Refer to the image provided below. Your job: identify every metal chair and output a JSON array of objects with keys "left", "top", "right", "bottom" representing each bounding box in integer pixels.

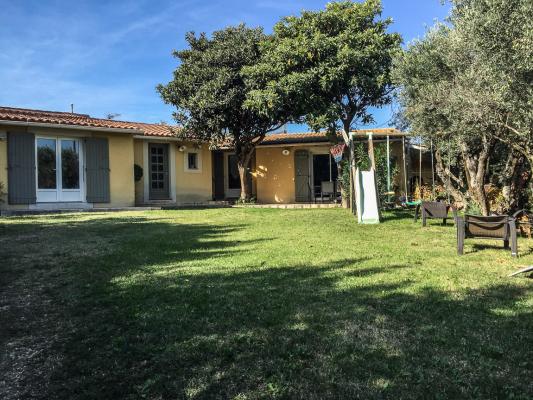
[
  {"left": 414, "top": 201, "right": 457, "bottom": 226},
  {"left": 456, "top": 214, "right": 518, "bottom": 257},
  {"left": 512, "top": 209, "right": 532, "bottom": 239}
]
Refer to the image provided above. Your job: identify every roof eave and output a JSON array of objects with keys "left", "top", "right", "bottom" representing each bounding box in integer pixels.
[{"left": 0, "top": 119, "right": 143, "bottom": 134}]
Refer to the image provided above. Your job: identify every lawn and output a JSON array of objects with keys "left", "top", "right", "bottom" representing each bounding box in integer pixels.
[{"left": 1, "top": 208, "right": 532, "bottom": 399}]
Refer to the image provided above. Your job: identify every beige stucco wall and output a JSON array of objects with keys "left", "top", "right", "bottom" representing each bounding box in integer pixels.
[
  {"left": 255, "top": 145, "right": 332, "bottom": 204},
  {"left": 133, "top": 139, "right": 213, "bottom": 204},
  {"left": 255, "top": 146, "right": 295, "bottom": 203},
  {"left": 255, "top": 141, "right": 410, "bottom": 204},
  {"left": 175, "top": 142, "right": 212, "bottom": 203},
  {"left": 92, "top": 132, "right": 135, "bottom": 208}
]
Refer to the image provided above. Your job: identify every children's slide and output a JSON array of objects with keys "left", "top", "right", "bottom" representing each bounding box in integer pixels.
[{"left": 355, "top": 168, "right": 381, "bottom": 224}]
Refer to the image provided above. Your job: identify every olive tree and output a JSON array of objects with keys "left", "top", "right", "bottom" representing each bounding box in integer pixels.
[{"left": 394, "top": 0, "right": 533, "bottom": 214}]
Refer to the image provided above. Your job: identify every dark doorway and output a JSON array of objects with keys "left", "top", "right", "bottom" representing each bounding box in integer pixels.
[
  {"left": 149, "top": 143, "right": 170, "bottom": 200},
  {"left": 212, "top": 151, "right": 225, "bottom": 200},
  {"left": 312, "top": 154, "right": 338, "bottom": 187}
]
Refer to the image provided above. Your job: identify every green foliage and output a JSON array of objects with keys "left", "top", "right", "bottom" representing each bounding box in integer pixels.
[
  {"left": 394, "top": 0, "right": 533, "bottom": 213},
  {"left": 157, "top": 24, "right": 278, "bottom": 142},
  {"left": 158, "top": 24, "right": 297, "bottom": 199},
  {"left": 353, "top": 142, "right": 398, "bottom": 203},
  {"left": 134, "top": 164, "right": 143, "bottom": 182},
  {"left": 339, "top": 143, "right": 398, "bottom": 203},
  {"left": 339, "top": 159, "right": 351, "bottom": 198},
  {"left": 234, "top": 196, "right": 256, "bottom": 205},
  {"left": 244, "top": 0, "right": 402, "bottom": 134}
]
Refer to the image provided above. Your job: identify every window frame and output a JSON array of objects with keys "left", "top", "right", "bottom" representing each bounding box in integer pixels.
[{"left": 184, "top": 150, "right": 202, "bottom": 173}]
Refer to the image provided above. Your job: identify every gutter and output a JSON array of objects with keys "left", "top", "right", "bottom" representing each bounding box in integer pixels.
[
  {"left": 0, "top": 119, "right": 143, "bottom": 134},
  {"left": 258, "top": 138, "right": 404, "bottom": 148},
  {"left": 132, "top": 135, "right": 205, "bottom": 143}
]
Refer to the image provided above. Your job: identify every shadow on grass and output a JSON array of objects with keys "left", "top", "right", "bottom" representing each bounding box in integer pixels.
[
  {"left": 0, "top": 215, "right": 263, "bottom": 400},
  {"left": 1, "top": 215, "right": 532, "bottom": 400},
  {"left": 53, "top": 262, "right": 532, "bottom": 399}
]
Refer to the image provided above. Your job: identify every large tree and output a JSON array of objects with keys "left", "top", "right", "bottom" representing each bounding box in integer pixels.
[
  {"left": 394, "top": 25, "right": 495, "bottom": 214},
  {"left": 158, "top": 25, "right": 292, "bottom": 200},
  {"left": 244, "top": 0, "right": 401, "bottom": 209},
  {"left": 450, "top": 0, "right": 533, "bottom": 172},
  {"left": 394, "top": 0, "right": 533, "bottom": 214},
  {"left": 245, "top": 0, "right": 401, "bottom": 141}
]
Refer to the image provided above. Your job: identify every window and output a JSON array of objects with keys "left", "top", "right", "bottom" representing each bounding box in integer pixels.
[
  {"left": 188, "top": 153, "right": 198, "bottom": 170},
  {"left": 184, "top": 151, "right": 201, "bottom": 172}
]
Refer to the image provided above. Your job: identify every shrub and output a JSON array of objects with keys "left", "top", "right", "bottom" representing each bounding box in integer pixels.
[{"left": 134, "top": 164, "right": 143, "bottom": 182}]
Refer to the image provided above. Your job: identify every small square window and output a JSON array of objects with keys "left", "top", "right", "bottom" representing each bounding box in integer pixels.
[{"left": 188, "top": 153, "right": 198, "bottom": 170}]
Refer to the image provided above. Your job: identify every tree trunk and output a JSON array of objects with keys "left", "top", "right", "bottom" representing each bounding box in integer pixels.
[
  {"left": 499, "top": 150, "right": 521, "bottom": 212},
  {"left": 235, "top": 143, "right": 254, "bottom": 202},
  {"left": 459, "top": 136, "right": 493, "bottom": 215},
  {"left": 341, "top": 121, "right": 356, "bottom": 215},
  {"left": 434, "top": 148, "right": 467, "bottom": 205}
]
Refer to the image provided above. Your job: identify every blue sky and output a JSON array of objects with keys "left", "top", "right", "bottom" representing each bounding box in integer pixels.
[{"left": 0, "top": 0, "right": 450, "bottom": 132}]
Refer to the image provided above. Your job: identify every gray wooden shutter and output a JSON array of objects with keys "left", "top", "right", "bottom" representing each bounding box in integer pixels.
[
  {"left": 85, "top": 137, "right": 110, "bottom": 203},
  {"left": 212, "top": 151, "right": 225, "bottom": 200},
  {"left": 295, "top": 150, "right": 310, "bottom": 202},
  {"left": 7, "top": 132, "right": 36, "bottom": 204}
]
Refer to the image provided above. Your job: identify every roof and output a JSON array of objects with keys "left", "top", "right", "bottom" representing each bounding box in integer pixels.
[
  {"left": 0, "top": 106, "right": 406, "bottom": 142},
  {"left": 260, "top": 128, "right": 406, "bottom": 146},
  {"left": 0, "top": 106, "right": 177, "bottom": 137}
]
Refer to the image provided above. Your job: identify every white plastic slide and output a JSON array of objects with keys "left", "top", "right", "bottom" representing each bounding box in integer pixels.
[{"left": 355, "top": 168, "right": 381, "bottom": 224}]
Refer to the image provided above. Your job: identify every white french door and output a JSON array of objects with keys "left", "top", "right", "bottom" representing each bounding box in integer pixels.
[{"left": 36, "top": 137, "right": 84, "bottom": 202}]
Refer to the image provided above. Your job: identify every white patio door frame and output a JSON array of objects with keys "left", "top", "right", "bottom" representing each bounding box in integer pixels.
[{"left": 35, "top": 136, "right": 85, "bottom": 203}]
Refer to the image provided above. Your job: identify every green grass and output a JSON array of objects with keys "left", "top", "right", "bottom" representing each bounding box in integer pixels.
[{"left": 1, "top": 208, "right": 532, "bottom": 399}]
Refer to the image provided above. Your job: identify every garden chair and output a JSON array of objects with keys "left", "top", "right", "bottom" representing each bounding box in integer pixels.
[
  {"left": 320, "top": 181, "right": 335, "bottom": 203},
  {"left": 512, "top": 209, "right": 532, "bottom": 239},
  {"left": 414, "top": 201, "right": 457, "bottom": 226},
  {"left": 456, "top": 214, "right": 518, "bottom": 257}
]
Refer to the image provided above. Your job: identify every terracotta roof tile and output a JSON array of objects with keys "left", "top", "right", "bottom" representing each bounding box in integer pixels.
[
  {"left": 0, "top": 106, "right": 182, "bottom": 137},
  {"left": 0, "top": 106, "right": 406, "bottom": 142},
  {"left": 261, "top": 128, "right": 406, "bottom": 145}
]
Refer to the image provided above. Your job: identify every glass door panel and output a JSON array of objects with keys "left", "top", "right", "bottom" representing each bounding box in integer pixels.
[
  {"left": 225, "top": 154, "right": 241, "bottom": 198},
  {"left": 61, "top": 140, "right": 80, "bottom": 189},
  {"left": 36, "top": 137, "right": 83, "bottom": 203},
  {"left": 37, "top": 138, "right": 57, "bottom": 189}
]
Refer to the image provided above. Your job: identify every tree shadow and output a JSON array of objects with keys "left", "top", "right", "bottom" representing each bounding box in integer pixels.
[
  {"left": 381, "top": 210, "right": 414, "bottom": 222},
  {"left": 49, "top": 258, "right": 532, "bottom": 399},
  {"left": 0, "top": 215, "right": 265, "bottom": 400}
]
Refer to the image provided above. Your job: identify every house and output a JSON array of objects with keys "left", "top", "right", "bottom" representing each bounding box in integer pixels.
[
  {"left": 0, "top": 106, "right": 420, "bottom": 212},
  {"left": 248, "top": 129, "right": 409, "bottom": 204}
]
